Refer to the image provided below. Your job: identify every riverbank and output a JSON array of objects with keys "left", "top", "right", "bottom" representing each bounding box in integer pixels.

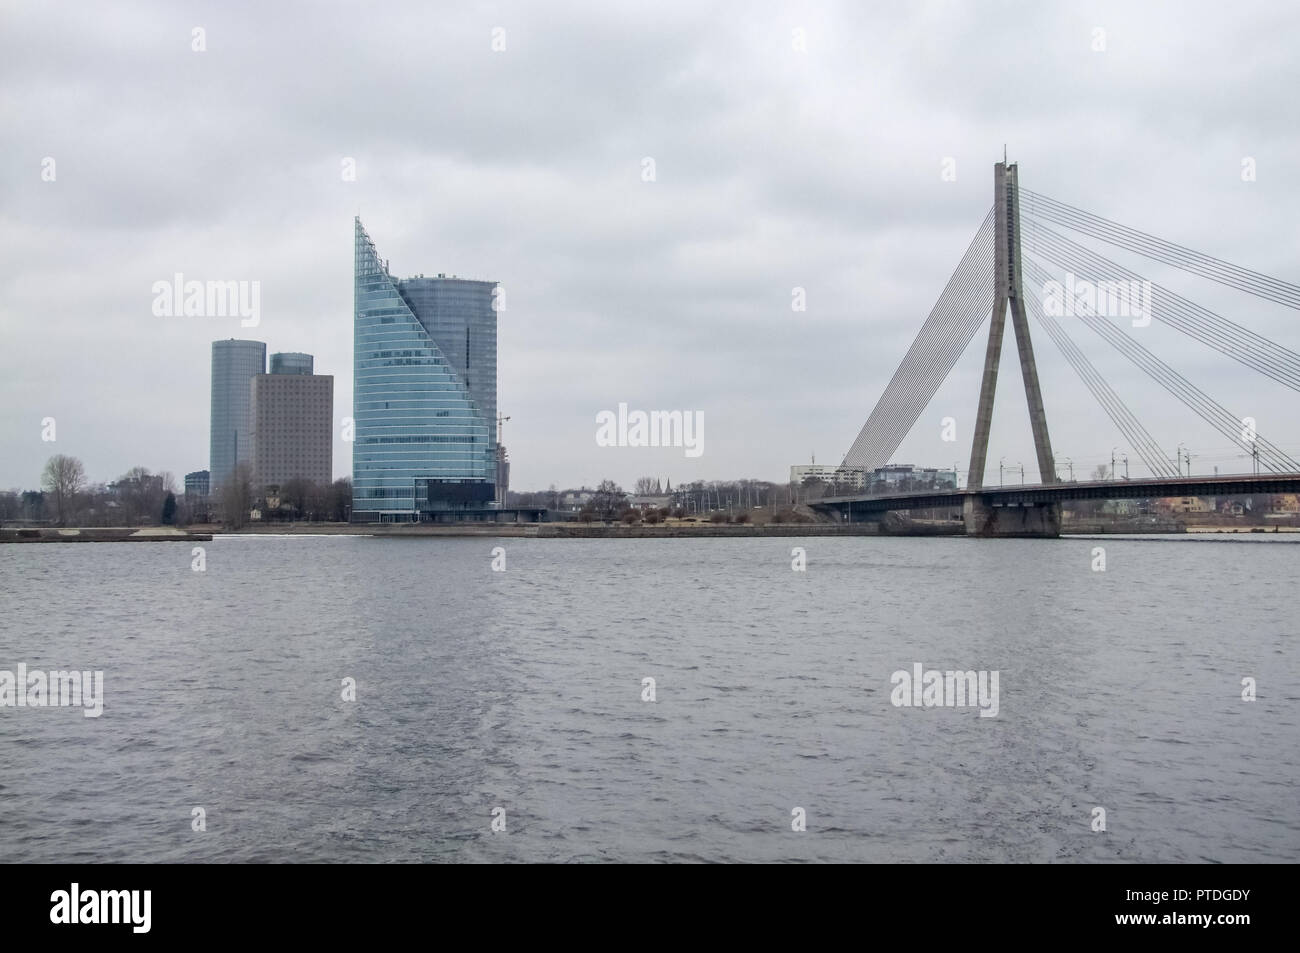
[
  {"left": 1062, "top": 520, "right": 1300, "bottom": 534},
  {"left": 10, "top": 520, "right": 1291, "bottom": 543},
  {"left": 200, "top": 521, "right": 885, "bottom": 538},
  {"left": 1, "top": 527, "right": 212, "bottom": 543}
]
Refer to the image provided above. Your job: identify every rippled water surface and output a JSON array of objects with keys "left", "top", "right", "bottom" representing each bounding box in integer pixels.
[{"left": 1, "top": 534, "right": 1296, "bottom": 862}]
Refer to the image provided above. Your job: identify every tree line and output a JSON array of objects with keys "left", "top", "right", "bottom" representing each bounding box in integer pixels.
[
  {"left": 1, "top": 455, "right": 351, "bottom": 530},
  {"left": 215, "top": 461, "right": 352, "bottom": 529},
  {"left": 0, "top": 455, "right": 180, "bottom": 527}
]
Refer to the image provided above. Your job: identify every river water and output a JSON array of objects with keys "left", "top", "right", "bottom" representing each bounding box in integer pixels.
[{"left": 1, "top": 535, "right": 1296, "bottom": 863}]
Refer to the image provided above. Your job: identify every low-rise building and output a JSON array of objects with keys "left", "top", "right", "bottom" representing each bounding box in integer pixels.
[
  {"left": 790, "top": 464, "right": 867, "bottom": 489},
  {"left": 558, "top": 489, "right": 595, "bottom": 513},
  {"left": 1155, "top": 496, "right": 1214, "bottom": 514},
  {"left": 1268, "top": 493, "right": 1300, "bottom": 513},
  {"left": 869, "top": 464, "right": 958, "bottom": 492},
  {"left": 628, "top": 494, "right": 673, "bottom": 511}
]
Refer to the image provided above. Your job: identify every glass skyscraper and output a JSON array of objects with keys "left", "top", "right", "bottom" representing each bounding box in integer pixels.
[
  {"left": 352, "top": 218, "right": 498, "bottom": 522},
  {"left": 210, "top": 339, "right": 267, "bottom": 490}
]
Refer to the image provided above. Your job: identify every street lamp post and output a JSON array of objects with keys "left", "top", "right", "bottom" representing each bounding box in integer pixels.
[
  {"left": 1176, "top": 443, "right": 1185, "bottom": 477},
  {"left": 1122, "top": 454, "right": 1129, "bottom": 480},
  {"left": 999, "top": 456, "right": 1006, "bottom": 487},
  {"left": 1111, "top": 447, "right": 1118, "bottom": 481}
]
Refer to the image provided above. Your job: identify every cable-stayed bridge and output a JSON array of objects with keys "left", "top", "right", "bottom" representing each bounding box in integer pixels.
[{"left": 812, "top": 160, "right": 1300, "bottom": 536}]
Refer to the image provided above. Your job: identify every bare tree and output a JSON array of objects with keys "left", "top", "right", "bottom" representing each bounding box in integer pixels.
[
  {"left": 114, "top": 466, "right": 168, "bottom": 524},
  {"left": 118, "top": 465, "right": 150, "bottom": 485},
  {"left": 328, "top": 478, "right": 352, "bottom": 522},
  {"left": 590, "top": 479, "right": 627, "bottom": 521},
  {"left": 634, "top": 476, "right": 658, "bottom": 496},
  {"left": 304, "top": 481, "right": 329, "bottom": 521},
  {"left": 41, "top": 454, "right": 85, "bottom": 526},
  {"left": 280, "top": 477, "right": 312, "bottom": 519},
  {"left": 800, "top": 475, "right": 829, "bottom": 502}
]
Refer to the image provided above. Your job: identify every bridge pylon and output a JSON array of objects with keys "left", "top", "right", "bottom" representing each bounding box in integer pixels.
[
  {"left": 968, "top": 162, "right": 1057, "bottom": 488},
  {"left": 964, "top": 161, "right": 1060, "bottom": 536},
  {"left": 819, "top": 157, "right": 1300, "bottom": 538}
]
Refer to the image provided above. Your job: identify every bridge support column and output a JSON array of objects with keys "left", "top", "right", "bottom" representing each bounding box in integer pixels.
[
  {"left": 963, "top": 495, "right": 1061, "bottom": 538},
  {"left": 967, "top": 161, "right": 1059, "bottom": 495}
]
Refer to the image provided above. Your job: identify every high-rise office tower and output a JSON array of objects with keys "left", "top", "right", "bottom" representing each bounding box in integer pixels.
[
  {"left": 352, "top": 218, "right": 498, "bottom": 522},
  {"left": 210, "top": 339, "right": 267, "bottom": 490},
  {"left": 251, "top": 356, "right": 334, "bottom": 490}
]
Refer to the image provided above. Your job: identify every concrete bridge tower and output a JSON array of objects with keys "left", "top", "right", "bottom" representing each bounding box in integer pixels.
[{"left": 963, "top": 162, "right": 1062, "bottom": 536}]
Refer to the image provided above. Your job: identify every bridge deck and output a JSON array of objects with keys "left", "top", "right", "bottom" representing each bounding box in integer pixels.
[{"left": 813, "top": 472, "right": 1300, "bottom": 515}]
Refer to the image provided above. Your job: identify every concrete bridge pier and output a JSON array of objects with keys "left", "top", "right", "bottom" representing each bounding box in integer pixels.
[{"left": 963, "top": 496, "right": 1061, "bottom": 538}]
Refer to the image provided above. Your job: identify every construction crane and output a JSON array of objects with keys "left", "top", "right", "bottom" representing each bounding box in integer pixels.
[{"left": 497, "top": 413, "right": 511, "bottom": 444}]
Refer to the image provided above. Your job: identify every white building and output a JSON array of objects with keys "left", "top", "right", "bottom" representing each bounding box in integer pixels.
[{"left": 790, "top": 464, "right": 866, "bottom": 489}]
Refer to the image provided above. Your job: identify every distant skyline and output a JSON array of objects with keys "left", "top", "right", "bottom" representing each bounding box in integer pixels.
[{"left": 4, "top": 1, "right": 1300, "bottom": 492}]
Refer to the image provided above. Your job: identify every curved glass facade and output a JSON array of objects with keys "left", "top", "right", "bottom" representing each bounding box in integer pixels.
[{"left": 352, "top": 218, "right": 497, "bottom": 522}]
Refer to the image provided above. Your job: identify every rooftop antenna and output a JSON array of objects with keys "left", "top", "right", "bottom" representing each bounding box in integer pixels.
[{"left": 1003, "top": 144, "right": 1007, "bottom": 164}]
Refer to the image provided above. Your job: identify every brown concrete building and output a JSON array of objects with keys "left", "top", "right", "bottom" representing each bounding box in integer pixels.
[{"left": 250, "top": 368, "right": 333, "bottom": 490}]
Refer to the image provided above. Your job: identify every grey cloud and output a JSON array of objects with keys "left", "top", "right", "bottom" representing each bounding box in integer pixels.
[{"left": 3, "top": 0, "right": 1299, "bottom": 492}]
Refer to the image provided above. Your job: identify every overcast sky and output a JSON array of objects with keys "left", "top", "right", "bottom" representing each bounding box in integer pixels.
[{"left": 3, "top": 0, "right": 1299, "bottom": 493}]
